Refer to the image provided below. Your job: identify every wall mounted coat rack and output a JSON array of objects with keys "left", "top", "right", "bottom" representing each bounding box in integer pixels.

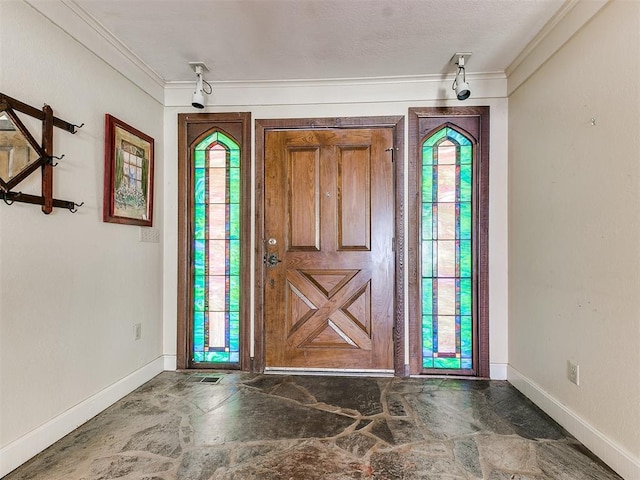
[{"left": 0, "top": 92, "right": 84, "bottom": 214}]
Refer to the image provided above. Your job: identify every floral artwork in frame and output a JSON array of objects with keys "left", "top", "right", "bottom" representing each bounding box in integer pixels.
[{"left": 103, "top": 114, "right": 154, "bottom": 226}]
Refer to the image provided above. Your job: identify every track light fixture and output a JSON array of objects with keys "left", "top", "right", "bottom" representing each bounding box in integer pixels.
[
  {"left": 451, "top": 53, "right": 471, "bottom": 101},
  {"left": 189, "top": 62, "right": 212, "bottom": 109}
]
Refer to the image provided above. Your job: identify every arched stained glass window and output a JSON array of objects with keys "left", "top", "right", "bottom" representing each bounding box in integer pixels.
[
  {"left": 192, "top": 130, "right": 241, "bottom": 365},
  {"left": 421, "top": 127, "right": 473, "bottom": 370}
]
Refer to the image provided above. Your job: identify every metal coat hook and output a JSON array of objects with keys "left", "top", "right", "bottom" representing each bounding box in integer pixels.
[
  {"left": 70, "top": 123, "right": 85, "bottom": 134},
  {"left": 48, "top": 154, "right": 64, "bottom": 167},
  {"left": 2, "top": 191, "right": 21, "bottom": 205},
  {"left": 68, "top": 201, "right": 84, "bottom": 213}
]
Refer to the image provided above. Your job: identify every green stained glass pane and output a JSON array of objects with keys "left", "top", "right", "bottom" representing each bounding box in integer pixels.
[
  {"left": 229, "top": 275, "right": 240, "bottom": 311},
  {"left": 460, "top": 202, "right": 471, "bottom": 240},
  {"left": 216, "top": 131, "right": 234, "bottom": 148},
  {"left": 193, "top": 352, "right": 205, "bottom": 362},
  {"left": 199, "top": 132, "right": 218, "bottom": 148},
  {"left": 194, "top": 240, "right": 205, "bottom": 276},
  {"left": 460, "top": 145, "right": 472, "bottom": 164},
  {"left": 422, "top": 278, "right": 433, "bottom": 314},
  {"left": 195, "top": 168, "right": 206, "bottom": 204},
  {"left": 229, "top": 240, "right": 240, "bottom": 276},
  {"left": 422, "top": 315, "right": 433, "bottom": 357},
  {"left": 193, "top": 312, "right": 205, "bottom": 351},
  {"left": 194, "top": 149, "right": 206, "bottom": 168},
  {"left": 434, "top": 357, "right": 461, "bottom": 369},
  {"left": 422, "top": 166, "right": 433, "bottom": 202},
  {"left": 206, "top": 351, "right": 230, "bottom": 363},
  {"left": 229, "top": 149, "right": 240, "bottom": 168},
  {"left": 194, "top": 204, "right": 206, "bottom": 240},
  {"left": 422, "top": 241, "right": 433, "bottom": 277},
  {"left": 229, "top": 168, "right": 240, "bottom": 203},
  {"left": 422, "top": 145, "right": 434, "bottom": 165},
  {"left": 447, "top": 128, "right": 471, "bottom": 147},
  {"left": 460, "top": 240, "right": 472, "bottom": 278},
  {"left": 423, "top": 358, "right": 434, "bottom": 368},
  {"left": 194, "top": 275, "right": 205, "bottom": 312},
  {"left": 425, "top": 128, "right": 446, "bottom": 147},
  {"left": 460, "top": 278, "right": 472, "bottom": 316},
  {"left": 229, "top": 203, "right": 240, "bottom": 240},
  {"left": 461, "top": 315, "right": 472, "bottom": 357},
  {"left": 422, "top": 204, "right": 433, "bottom": 240},
  {"left": 229, "top": 312, "right": 240, "bottom": 351},
  {"left": 460, "top": 164, "right": 472, "bottom": 202}
]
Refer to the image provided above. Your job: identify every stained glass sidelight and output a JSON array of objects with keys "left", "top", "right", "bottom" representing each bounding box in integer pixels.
[
  {"left": 421, "top": 127, "right": 473, "bottom": 370},
  {"left": 192, "top": 131, "right": 240, "bottom": 365}
]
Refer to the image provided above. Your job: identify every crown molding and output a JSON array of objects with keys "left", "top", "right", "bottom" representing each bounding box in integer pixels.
[
  {"left": 165, "top": 72, "right": 507, "bottom": 107},
  {"left": 506, "top": 0, "right": 608, "bottom": 95},
  {"left": 25, "top": 0, "right": 166, "bottom": 104}
]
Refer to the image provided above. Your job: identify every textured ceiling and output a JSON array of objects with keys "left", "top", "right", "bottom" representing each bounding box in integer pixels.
[{"left": 73, "top": 0, "right": 566, "bottom": 83}]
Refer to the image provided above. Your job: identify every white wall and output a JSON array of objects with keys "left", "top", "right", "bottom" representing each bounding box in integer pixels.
[
  {"left": 162, "top": 79, "right": 510, "bottom": 379},
  {"left": 0, "top": 1, "right": 164, "bottom": 475},
  {"left": 508, "top": 1, "right": 640, "bottom": 478}
]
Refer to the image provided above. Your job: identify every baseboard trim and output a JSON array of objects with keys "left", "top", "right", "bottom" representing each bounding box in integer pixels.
[
  {"left": 490, "top": 362, "right": 508, "bottom": 380},
  {"left": 0, "top": 356, "right": 164, "bottom": 478},
  {"left": 163, "top": 354, "right": 177, "bottom": 371},
  {"left": 508, "top": 365, "right": 640, "bottom": 480}
]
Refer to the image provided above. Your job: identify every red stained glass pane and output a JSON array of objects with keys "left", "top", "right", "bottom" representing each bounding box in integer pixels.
[{"left": 208, "top": 168, "right": 226, "bottom": 204}]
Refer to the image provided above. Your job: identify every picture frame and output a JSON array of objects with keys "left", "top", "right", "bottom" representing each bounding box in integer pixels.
[{"left": 103, "top": 114, "right": 154, "bottom": 226}]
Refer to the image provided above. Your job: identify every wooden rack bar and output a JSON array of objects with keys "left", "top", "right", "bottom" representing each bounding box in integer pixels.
[{"left": 0, "top": 93, "right": 79, "bottom": 134}]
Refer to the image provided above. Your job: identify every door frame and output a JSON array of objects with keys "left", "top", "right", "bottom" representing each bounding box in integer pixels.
[{"left": 255, "top": 117, "right": 405, "bottom": 375}]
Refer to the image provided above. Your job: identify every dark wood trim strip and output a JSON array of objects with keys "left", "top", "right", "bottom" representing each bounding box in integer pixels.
[
  {"left": 177, "top": 114, "right": 189, "bottom": 370},
  {"left": 42, "top": 105, "right": 54, "bottom": 214}
]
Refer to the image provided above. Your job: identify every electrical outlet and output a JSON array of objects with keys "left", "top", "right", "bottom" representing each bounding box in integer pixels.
[
  {"left": 134, "top": 323, "right": 142, "bottom": 341},
  {"left": 567, "top": 360, "right": 579, "bottom": 385}
]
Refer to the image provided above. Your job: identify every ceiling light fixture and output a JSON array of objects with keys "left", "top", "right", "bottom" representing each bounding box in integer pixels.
[
  {"left": 189, "top": 62, "right": 212, "bottom": 109},
  {"left": 451, "top": 53, "right": 471, "bottom": 101}
]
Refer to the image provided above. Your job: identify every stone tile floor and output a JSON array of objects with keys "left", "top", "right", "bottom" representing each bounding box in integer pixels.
[{"left": 4, "top": 372, "right": 622, "bottom": 480}]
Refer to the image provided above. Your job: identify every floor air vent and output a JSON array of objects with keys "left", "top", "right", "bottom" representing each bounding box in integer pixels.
[{"left": 187, "top": 375, "right": 222, "bottom": 384}]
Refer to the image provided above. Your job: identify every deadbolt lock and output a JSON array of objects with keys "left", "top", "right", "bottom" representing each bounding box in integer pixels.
[{"left": 264, "top": 253, "right": 282, "bottom": 268}]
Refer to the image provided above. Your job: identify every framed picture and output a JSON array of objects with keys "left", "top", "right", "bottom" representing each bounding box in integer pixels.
[{"left": 103, "top": 114, "right": 154, "bottom": 226}]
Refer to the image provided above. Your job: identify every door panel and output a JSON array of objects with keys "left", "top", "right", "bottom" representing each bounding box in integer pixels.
[
  {"left": 338, "top": 146, "right": 370, "bottom": 250},
  {"left": 288, "top": 147, "right": 320, "bottom": 250},
  {"left": 264, "top": 128, "right": 394, "bottom": 370}
]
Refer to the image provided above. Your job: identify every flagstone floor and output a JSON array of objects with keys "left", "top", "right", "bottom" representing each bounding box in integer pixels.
[{"left": 4, "top": 372, "right": 621, "bottom": 479}]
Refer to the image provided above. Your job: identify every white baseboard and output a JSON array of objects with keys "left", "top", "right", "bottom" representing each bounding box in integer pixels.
[
  {"left": 163, "top": 354, "right": 177, "bottom": 371},
  {"left": 508, "top": 365, "right": 640, "bottom": 480},
  {"left": 0, "top": 356, "right": 164, "bottom": 478},
  {"left": 490, "top": 362, "right": 508, "bottom": 380}
]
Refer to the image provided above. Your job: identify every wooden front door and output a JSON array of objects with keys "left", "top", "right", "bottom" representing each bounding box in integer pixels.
[{"left": 264, "top": 128, "right": 395, "bottom": 370}]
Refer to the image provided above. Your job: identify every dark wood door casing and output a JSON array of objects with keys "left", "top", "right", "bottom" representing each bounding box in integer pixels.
[
  {"left": 255, "top": 117, "right": 405, "bottom": 375},
  {"left": 407, "top": 107, "right": 490, "bottom": 377},
  {"left": 264, "top": 128, "right": 393, "bottom": 369},
  {"left": 177, "top": 112, "right": 251, "bottom": 371}
]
